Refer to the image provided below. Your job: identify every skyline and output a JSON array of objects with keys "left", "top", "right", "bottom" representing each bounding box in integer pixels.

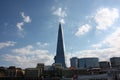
[{"left": 0, "top": 0, "right": 120, "bottom": 68}]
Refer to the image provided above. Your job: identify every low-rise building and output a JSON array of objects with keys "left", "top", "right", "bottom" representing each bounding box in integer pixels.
[
  {"left": 16, "top": 68, "right": 24, "bottom": 77},
  {"left": 25, "top": 68, "right": 40, "bottom": 78},
  {"left": 0, "top": 67, "right": 7, "bottom": 77},
  {"left": 52, "top": 63, "right": 63, "bottom": 69},
  {"left": 7, "top": 66, "right": 16, "bottom": 77},
  {"left": 36, "top": 63, "right": 44, "bottom": 76},
  {"left": 99, "top": 61, "right": 111, "bottom": 69}
]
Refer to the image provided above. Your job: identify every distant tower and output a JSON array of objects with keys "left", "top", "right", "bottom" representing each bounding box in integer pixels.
[{"left": 54, "top": 23, "right": 66, "bottom": 68}]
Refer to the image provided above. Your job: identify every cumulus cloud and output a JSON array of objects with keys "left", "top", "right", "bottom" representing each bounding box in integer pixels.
[
  {"left": 53, "top": 7, "right": 67, "bottom": 18},
  {"left": 3, "top": 41, "right": 120, "bottom": 68},
  {"left": 91, "top": 27, "right": 120, "bottom": 49},
  {"left": 16, "top": 12, "right": 31, "bottom": 37},
  {"left": 3, "top": 45, "right": 54, "bottom": 68},
  {"left": 53, "top": 7, "right": 67, "bottom": 24},
  {"left": 59, "top": 18, "right": 65, "bottom": 24},
  {"left": 94, "top": 8, "right": 119, "bottom": 30},
  {"left": 12, "top": 45, "right": 34, "bottom": 55},
  {"left": 0, "top": 41, "right": 16, "bottom": 49},
  {"left": 21, "top": 12, "right": 31, "bottom": 23},
  {"left": 102, "top": 28, "right": 120, "bottom": 48},
  {"left": 75, "top": 24, "right": 91, "bottom": 37},
  {"left": 75, "top": 48, "right": 119, "bottom": 61},
  {"left": 16, "top": 22, "right": 24, "bottom": 31}
]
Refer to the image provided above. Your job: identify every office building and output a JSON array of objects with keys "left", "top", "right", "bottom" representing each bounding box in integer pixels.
[
  {"left": 0, "top": 67, "right": 7, "bottom": 77},
  {"left": 7, "top": 66, "right": 16, "bottom": 77},
  {"left": 25, "top": 68, "right": 40, "bottom": 78},
  {"left": 110, "top": 57, "right": 120, "bottom": 68},
  {"left": 54, "top": 23, "right": 66, "bottom": 68},
  {"left": 52, "top": 63, "right": 63, "bottom": 69},
  {"left": 70, "top": 57, "right": 78, "bottom": 69},
  {"left": 36, "top": 63, "right": 44, "bottom": 75},
  {"left": 78, "top": 57, "right": 99, "bottom": 69},
  {"left": 99, "top": 61, "right": 111, "bottom": 69}
]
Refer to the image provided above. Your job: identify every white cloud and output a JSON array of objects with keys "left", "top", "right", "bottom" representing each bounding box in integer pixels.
[
  {"left": 75, "top": 24, "right": 91, "bottom": 37},
  {"left": 53, "top": 7, "right": 67, "bottom": 18},
  {"left": 91, "top": 43, "right": 103, "bottom": 50},
  {"left": 53, "top": 7, "right": 67, "bottom": 24},
  {"left": 12, "top": 45, "right": 34, "bottom": 55},
  {"left": 21, "top": 12, "right": 31, "bottom": 23},
  {"left": 16, "top": 22, "right": 24, "bottom": 31},
  {"left": 103, "top": 28, "right": 120, "bottom": 48},
  {"left": 3, "top": 45, "right": 54, "bottom": 68},
  {"left": 36, "top": 42, "right": 49, "bottom": 48},
  {"left": 91, "top": 27, "right": 120, "bottom": 49},
  {"left": 3, "top": 42, "right": 120, "bottom": 68},
  {"left": 75, "top": 48, "right": 119, "bottom": 61},
  {"left": 94, "top": 8, "right": 119, "bottom": 30},
  {"left": 0, "top": 41, "right": 16, "bottom": 49},
  {"left": 5, "top": 44, "right": 120, "bottom": 68},
  {"left": 59, "top": 18, "right": 65, "bottom": 24},
  {"left": 16, "top": 12, "right": 31, "bottom": 37}
]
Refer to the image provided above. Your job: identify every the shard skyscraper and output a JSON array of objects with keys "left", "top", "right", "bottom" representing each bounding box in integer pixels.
[{"left": 54, "top": 23, "right": 66, "bottom": 68}]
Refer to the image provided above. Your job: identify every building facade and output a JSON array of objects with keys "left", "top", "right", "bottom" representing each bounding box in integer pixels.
[
  {"left": 54, "top": 23, "right": 66, "bottom": 68},
  {"left": 36, "top": 63, "right": 44, "bottom": 76},
  {"left": 99, "top": 61, "right": 111, "bottom": 69},
  {"left": 25, "top": 68, "right": 40, "bottom": 78},
  {"left": 78, "top": 58, "right": 99, "bottom": 69},
  {"left": 70, "top": 57, "right": 78, "bottom": 69},
  {"left": 110, "top": 57, "right": 120, "bottom": 69}
]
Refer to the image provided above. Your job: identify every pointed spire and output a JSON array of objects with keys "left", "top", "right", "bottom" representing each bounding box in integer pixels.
[
  {"left": 59, "top": 22, "right": 61, "bottom": 27},
  {"left": 54, "top": 23, "right": 66, "bottom": 68}
]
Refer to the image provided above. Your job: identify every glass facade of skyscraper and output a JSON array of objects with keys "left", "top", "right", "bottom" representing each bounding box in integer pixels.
[
  {"left": 54, "top": 23, "right": 66, "bottom": 68},
  {"left": 110, "top": 57, "right": 120, "bottom": 68},
  {"left": 78, "top": 58, "right": 99, "bottom": 69},
  {"left": 70, "top": 57, "right": 78, "bottom": 68}
]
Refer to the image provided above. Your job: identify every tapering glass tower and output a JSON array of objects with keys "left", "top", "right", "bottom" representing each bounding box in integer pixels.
[{"left": 54, "top": 23, "right": 66, "bottom": 68}]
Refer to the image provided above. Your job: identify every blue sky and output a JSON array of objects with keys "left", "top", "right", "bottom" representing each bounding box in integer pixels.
[{"left": 0, "top": 0, "right": 120, "bottom": 68}]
